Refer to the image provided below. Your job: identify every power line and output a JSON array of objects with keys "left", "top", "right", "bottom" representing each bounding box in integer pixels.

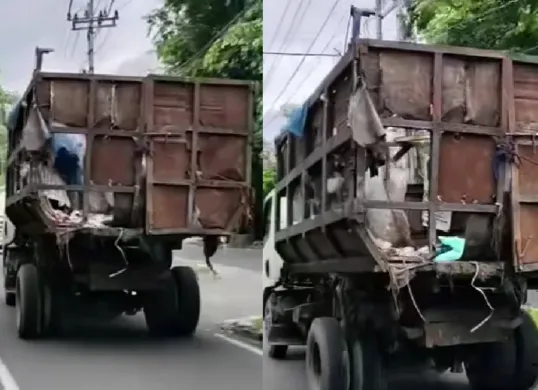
[
  {"left": 264, "top": 0, "right": 293, "bottom": 53},
  {"left": 67, "top": 0, "right": 120, "bottom": 73},
  {"left": 175, "top": 5, "right": 252, "bottom": 73},
  {"left": 263, "top": 0, "right": 341, "bottom": 124},
  {"left": 263, "top": 9, "right": 349, "bottom": 131},
  {"left": 263, "top": 51, "right": 339, "bottom": 57},
  {"left": 263, "top": 0, "right": 310, "bottom": 89}
]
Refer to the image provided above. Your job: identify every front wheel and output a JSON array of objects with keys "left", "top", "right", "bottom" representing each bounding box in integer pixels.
[{"left": 264, "top": 293, "right": 288, "bottom": 360}]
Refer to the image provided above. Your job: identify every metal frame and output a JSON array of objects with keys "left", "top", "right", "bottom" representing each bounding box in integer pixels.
[
  {"left": 274, "top": 39, "right": 514, "bottom": 273},
  {"left": 6, "top": 71, "right": 254, "bottom": 238}
]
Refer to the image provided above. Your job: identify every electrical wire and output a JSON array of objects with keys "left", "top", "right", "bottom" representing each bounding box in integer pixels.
[
  {"left": 263, "top": 0, "right": 310, "bottom": 89},
  {"left": 175, "top": 5, "right": 252, "bottom": 73},
  {"left": 263, "top": 0, "right": 293, "bottom": 54},
  {"left": 263, "top": 0, "right": 341, "bottom": 122},
  {"left": 263, "top": 12, "right": 349, "bottom": 131},
  {"left": 263, "top": 2, "right": 344, "bottom": 130}
]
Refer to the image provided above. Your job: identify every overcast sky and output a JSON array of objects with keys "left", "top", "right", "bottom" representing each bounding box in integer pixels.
[
  {"left": 263, "top": 0, "right": 401, "bottom": 140},
  {"left": 0, "top": 0, "right": 162, "bottom": 94}
]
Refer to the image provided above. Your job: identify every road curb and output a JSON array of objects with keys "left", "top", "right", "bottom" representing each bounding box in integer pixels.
[{"left": 221, "top": 316, "right": 263, "bottom": 342}]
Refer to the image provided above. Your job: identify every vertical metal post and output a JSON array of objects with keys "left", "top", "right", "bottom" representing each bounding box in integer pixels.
[{"left": 87, "top": 0, "right": 95, "bottom": 74}]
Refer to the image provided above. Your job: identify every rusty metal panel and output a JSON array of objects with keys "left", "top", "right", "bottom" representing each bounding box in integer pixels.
[
  {"left": 512, "top": 142, "right": 538, "bottom": 269},
  {"left": 513, "top": 62, "right": 538, "bottom": 130},
  {"left": 90, "top": 136, "right": 136, "bottom": 186},
  {"left": 10, "top": 71, "right": 252, "bottom": 237},
  {"left": 438, "top": 133, "right": 496, "bottom": 204},
  {"left": 145, "top": 76, "right": 252, "bottom": 235}
]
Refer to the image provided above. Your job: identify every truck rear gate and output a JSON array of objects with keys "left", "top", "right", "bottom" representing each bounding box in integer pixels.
[
  {"left": 273, "top": 38, "right": 538, "bottom": 278},
  {"left": 6, "top": 73, "right": 253, "bottom": 237}
]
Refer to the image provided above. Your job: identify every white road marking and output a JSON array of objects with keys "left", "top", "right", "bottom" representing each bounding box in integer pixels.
[
  {"left": 0, "top": 358, "right": 19, "bottom": 390},
  {"left": 214, "top": 333, "right": 263, "bottom": 356}
]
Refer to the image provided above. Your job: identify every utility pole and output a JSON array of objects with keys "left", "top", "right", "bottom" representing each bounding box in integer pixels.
[{"left": 67, "top": 0, "right": 120, "bottom": 74}]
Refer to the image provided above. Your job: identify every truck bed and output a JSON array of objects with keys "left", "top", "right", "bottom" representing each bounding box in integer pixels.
[
  {"left": 5, "top": 73, "right": 254, "bottom": 239},
  {"left": 273, "top": 39, "right": 538, "bottom": 275}
]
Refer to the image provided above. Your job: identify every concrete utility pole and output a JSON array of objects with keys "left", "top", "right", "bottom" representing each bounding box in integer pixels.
[
  {"left": 375, "top": 0, "right": 383, "bottom": 39},
  {"left": 372, "top": 0, "right": 401, "bottom": 40},
  {"left": 67, "top": 0, "right": 120, "bottom": 73}
]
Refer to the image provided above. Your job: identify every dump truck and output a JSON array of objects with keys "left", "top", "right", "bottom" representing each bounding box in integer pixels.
[
  {"left": 263, "top": 38, "right": 538, "bottom": 390},
  {"left": 2, "top": 72, "right": 254, "bottom": 339}
]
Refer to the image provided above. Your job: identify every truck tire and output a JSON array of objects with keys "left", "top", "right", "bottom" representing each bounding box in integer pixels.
[
  {"left": 40, "top": 281, "right": 63, "bottom": 337},
  {"left": 264, "top": 294, "right": 288, "bottom": 360},
  {"left": 348, "top": 334, "right": 387, "bottom": 390},
  {"left": 466, "top": 311, "right": 538, "bottom": 390},
  {"left": 16, "top": 264, "right": 42, "bottom": 339},
  {"left": 5, "top": 292, "right": 15, "bottom": 307},
  {"left": 171, "top": 266, "right": 200, "bottom": 336},
  {"left": 306, "top": 317, "right": 349, "bottom": 390},
  {"left": 144, "top": 273, "right": 179, "bottom": 337}
]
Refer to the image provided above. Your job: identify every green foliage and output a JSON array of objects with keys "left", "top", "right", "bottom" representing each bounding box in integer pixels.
[
  {"left": 263, "top": 167, "right": 276, "bottom": 199},
  {"left": 0, "top": 86, "right": 16, "bottom": 183},
  {"left": 147, "top": 0, "right": 251, "bottom": 74},
  {"left": 409, "top": 0, "right": 538, "bottom": 54},
  {"left": 148, "top": 0, "right": 262, "bottom": 237}
]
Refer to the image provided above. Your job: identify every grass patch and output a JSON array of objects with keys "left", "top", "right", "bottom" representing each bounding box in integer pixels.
[{"left": 252, "top": 317, "right": 263, "bottom": 333}]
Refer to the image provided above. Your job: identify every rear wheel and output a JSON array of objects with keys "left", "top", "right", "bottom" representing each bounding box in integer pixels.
[
  {"left": 144, "top": 272, "right": 178, "bottom": 336},
  {"left": 16, "top": 264, "right": 42, "bottom": 339},
  {"left": 305, "top": 317, "right": 349, "bottom": 390},
  {"left": 5, "top": 291, "right": 15, "bottom": 307},
  {"left": 465, "top": 311, "right": 538, "bottom": 390},
  {"left": 171, "top": 266, "right": 200, "bottom": 336},
  {"left": 348, "top": 333, "right": 387, "bottom": 390},
  {"left": 144, "top": 266, "right": 200, "bottom": 337}
]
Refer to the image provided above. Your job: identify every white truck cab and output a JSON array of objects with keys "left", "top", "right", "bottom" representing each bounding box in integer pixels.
[{"left": 262, "top": 190, "right": 285, "bottom": 298}]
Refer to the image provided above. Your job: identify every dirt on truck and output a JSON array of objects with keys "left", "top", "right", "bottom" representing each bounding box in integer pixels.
[
  {"left": 263, "top": 38, "right": 538, "bottom": 390},
  {"left": 3, "top": 72, "right": 254, "bottom": 339}
]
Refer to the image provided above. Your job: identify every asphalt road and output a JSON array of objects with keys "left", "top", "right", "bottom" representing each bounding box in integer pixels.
[{"left": 0, "top": 244, "right": 263, "bottom": 390}]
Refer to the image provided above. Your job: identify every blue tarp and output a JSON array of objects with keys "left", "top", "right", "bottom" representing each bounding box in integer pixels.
[
  {"left": 7, "top": 101, "right": 85, "bottom": 185},
  {"left": 283, "top": 104, "right": 308, "bottom": 138}
]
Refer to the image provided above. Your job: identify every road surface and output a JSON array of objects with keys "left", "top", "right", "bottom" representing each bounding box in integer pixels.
[
  {"left": 263, "top": 292, "right": 538, "bottom": 389},
  {"left": 0, "top": 244, "right": 263, "bottom": 390}
]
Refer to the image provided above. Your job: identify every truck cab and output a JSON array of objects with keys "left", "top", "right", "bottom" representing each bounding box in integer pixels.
[{"left": 262, "top": 190, "right": 284, "bottom": 304}]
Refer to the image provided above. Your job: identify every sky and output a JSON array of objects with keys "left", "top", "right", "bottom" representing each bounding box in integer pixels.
[
  {"left": 263, "top": 0, "right": 402, "bottom": 140},
  {"left": 0, "top": 0, "right": 163, "bottom": 94}
]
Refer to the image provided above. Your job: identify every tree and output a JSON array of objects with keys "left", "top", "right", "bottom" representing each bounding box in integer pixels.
[
  {"left": 0, "top": 86, "right": 17, "bottom": 181},
  {"left": 148, "top": 0, "right": 263, "bottom": 237},
  {"left": 409, "top": 0, "right": 538, "bottom": 54}
]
